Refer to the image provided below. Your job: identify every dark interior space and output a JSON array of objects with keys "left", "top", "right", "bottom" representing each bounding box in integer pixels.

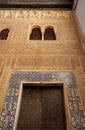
[
  {"left": 0, "top": 29, "right": 9, "bottom": 40},
  {"left": 30, "top": 28, "right": 42, "bottom": 40},
  {"left": 0, "top": 0, "right": 74, "bottom": 9},
  {"left": 44, "top": 28, "right": 56, "bottom": 40},
  {"left": 17, "top": 84, "right": 67, "bottom": 130}
]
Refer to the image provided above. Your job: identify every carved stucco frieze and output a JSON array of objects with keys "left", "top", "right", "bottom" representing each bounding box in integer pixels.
[{"left": 0, "top": 10, "right": 73, "bottom": 21}]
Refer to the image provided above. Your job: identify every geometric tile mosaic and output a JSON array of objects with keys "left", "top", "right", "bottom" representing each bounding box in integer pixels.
[{"left": 0, "top": 72, "right": 85, "bottom": 130}]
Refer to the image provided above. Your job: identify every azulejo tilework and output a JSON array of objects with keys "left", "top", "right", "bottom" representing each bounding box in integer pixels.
[{"left": 0, "top": 72, "right": 85, "bottom": 130}]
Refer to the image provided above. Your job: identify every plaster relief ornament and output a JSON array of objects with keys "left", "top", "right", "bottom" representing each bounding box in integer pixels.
[
  {"left": 22, "top": 11, "right": 29, "bottom": 19},
  {"left": 4, "top": 11, "right": 10, "bottom": 18}
]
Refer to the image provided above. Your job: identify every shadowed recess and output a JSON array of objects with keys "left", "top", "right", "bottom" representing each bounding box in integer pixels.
[
  {"left": 44, "top": 28, "right": 56, "bottom": 40},
  {"left": 0, "top": 28, "right": 9, "bottom": 40},
  {"left": 30, "top": 27, "right": 42, "bottom": 40},
  {"left": 17, "top": 84, "right": 67, "bottom": 130},
  {"left": 0, "top": 0, "right": 74, "bottom": 9}
]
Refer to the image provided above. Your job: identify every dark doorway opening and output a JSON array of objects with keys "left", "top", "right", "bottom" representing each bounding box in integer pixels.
[{"left": 17, "top": 83, "right": 67, "bottom": 130}]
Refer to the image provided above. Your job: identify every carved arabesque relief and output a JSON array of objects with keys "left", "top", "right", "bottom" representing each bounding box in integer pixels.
[{"left": 0, "top": 10, "right": 73, "bottom": 21}]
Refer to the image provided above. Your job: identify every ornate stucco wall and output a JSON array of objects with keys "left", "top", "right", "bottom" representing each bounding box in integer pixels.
[{"left": 0, "top": 10, "right": 85, "bottom": 129}]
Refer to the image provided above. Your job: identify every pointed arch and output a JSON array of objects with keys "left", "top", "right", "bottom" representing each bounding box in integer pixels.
[{"left": 0, "top": 28, "right": 9, "bottom": 40}]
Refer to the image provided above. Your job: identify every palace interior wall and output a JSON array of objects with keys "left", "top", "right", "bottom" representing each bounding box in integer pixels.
[{"left": 0, "top": 10, "right": 85, "bottom": 129}]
